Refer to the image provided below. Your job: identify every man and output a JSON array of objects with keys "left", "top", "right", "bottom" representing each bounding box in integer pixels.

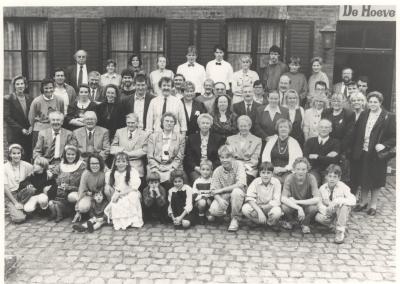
[
  {"left": 119, "top": 68, "right": 136, "bottom": 101},
  {"left": 206, "top": 45, "right": 234, "bottom": 93},
  {"left": 65, "top": 49, "right": 92, "bottom": 91},
  {"left": 171, "top": 74, "right": 186, "bottom": 99},
  {"left": 146, "top": 77, "right": 187, "bottom": 134},
  {"left": 357, "top": 76, "right": 369, "bottom": 95},
  {"left": 306, "top": 80, "right": 328, "bottom": 109},
  {"left": 232, "top": 85, "right": 261, "bottom": 133},
  {"left": 260, "top": 45, "right": 288, "bottom": 92},
  {"left": 231, "top": 55, "right": 259, "bottom": 104},
  {"left": 177, "top": 46, "right": 206, "bottom": 96},
  {"left": 88, "top": 71, "right": 104, "bottom": 104},
  {"left": 196, "top": 78, "right": 216, "bottom": 113},
  {"left": 53, "top": 68, "right": 77, "bottom": 114},
  {"left": 304, "top": 119, "right": 341, "bottom": 185},
  {"left": 278, "top": 74, "right": 291, "bottom": 106},
  {"left": 283, "top": 56, "right": 308, "bottom": 105},
  {"left": 33, "top": 111, "right": 77, "bottom": 166},
  {"left": 214, "top": 82, "right": 227, "bottom": 97},
  {"left": 118, "top": 74, "right": 154, "bottom": 130},
  {"left": 333, "top": 67, "right": 353, "bottom": 98},
  {"left": 73, "top": 111, "right": 110, "bottom": 161},
  {"left": 208, "top": 145, "right": 246, "bottom": 232}
]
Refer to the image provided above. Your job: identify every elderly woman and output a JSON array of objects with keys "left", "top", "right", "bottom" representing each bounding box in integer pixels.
[
  {"left": 172, "top": 74, "right": 186, "bottom": 100},
  {"left": 303, "top": 93, "right": 328, "bottom": 141},
  {"left": 100, "top": 59, "right": 122, "bottom": 87},
  {"left": 111, "top": 113, "right": 150, "bottom": 189},
  {"left": 196, "top": 79, "right": 216, "bottom": 113},
  {"left": 65, "top": 84, "right": 98, "bottom": 131},
  {"left": 350, "top": 92, "right": 366, "bottom": 122},
  {"left": 4, "top": 75, "right": 33, "bottom": 161},
  {"left": 232, "top": 55, "right": 260, "bottom": 104},
  {"left": 182, "top": 81, "right": 207, "bottom": 136},
  {"left": 352, "top": 92, "right": 395, "bottom": 216},
  {"left": 184, "top": 113, "right": 226, "bottom": 183},
  {"left": 262, "top": 118, "right": 303, "bottom": 184},
  {"left": 97, "top": 84, "right": 120, "bottom": 141},
  {"left": 211, "top": 94, "right": 238, "bottom": 139},
  {"left": 283, "top": 89, "right": 305, "bottom": 146},
  {"left": 147, "top": 112, "right": 186, "bottom": 189},
  {"left": 226, "top": 115, "right": 262, "bottom": 185},
  {"left": 308, "top": 57, "right": 330, "bottom": 99}
]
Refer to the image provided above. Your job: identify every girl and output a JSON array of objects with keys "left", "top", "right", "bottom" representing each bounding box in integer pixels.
[
  {"left": 168, "top": 169, "right": 195, "bottom": 229},
  {"left": 104, "top": 152, "right": 143, "bottom": 230},
  {"left": 142, "top": 171, "right": 168, "bottom": 223},
  {"left": 192, "top": 160, "right": 213, "bottom": 225}
]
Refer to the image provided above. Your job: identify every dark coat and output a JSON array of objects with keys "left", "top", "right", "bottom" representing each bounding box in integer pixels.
[
  {"left": 96, "top": 102, "right": 121, "bottom": 141},
  {"left": 117, "top": 92, "right": 155, "bottom": 130},
  {"left": 232, "top": 100, "right": 261, "bottom": 134},
  {"left": 253, "top": 105, "right": 290, "bottom": 140},
  {"left": 182, "top": 99, "right": 207, "bottom": 136},
  {"left": 304, "top": 136, "right": 341, "bottom": 172}
]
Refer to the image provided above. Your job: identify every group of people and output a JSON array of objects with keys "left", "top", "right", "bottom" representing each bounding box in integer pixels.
[{"left": 4, "top": 44, "right": 395, "bottom": 245}]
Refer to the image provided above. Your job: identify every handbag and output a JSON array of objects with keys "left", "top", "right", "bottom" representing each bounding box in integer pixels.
[{"left": 376, "top": 114, "right": 396, "bottom": 161}]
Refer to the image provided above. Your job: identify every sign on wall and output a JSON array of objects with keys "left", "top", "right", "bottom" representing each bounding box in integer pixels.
[{"left": 339, "top": 5, "right": 395, "bottom": 21}]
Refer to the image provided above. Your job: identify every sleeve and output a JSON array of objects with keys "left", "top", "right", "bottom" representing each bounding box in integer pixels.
[
  {"left": 254, "top": 110, "right": 268, "bottom": 140},
  {"left": 261, "top": 137, "right": 274, "bottom": 162},
  {"left": 65, "top": 104, "right": 76, "bottom": 126},
  {"left": 183, "top": 136, "right": 196, "bottom": 172},
  {"left": 171, "top": 135, "right": 185, "bottom": 170},
  {"left": 340, "top": 183, "right": 356, "bottom": 206},
  {"left": 146, "top": 133, "right": 158, "bottom": 169},
  {"left": 184, "top": 185, "right": 193, "bottom": 213},
  {"left": 4, "top": 99, "right": 23, "bottom": 131},
  {"left": 249, "top": 138, "right": 262, "bottom": 167},
  {"left": 309, "top": 174, "right": 320, "bottom": 198},
  {"left": 177, "top": 101, "right": 188, "bottom": 132},
  {"left": 285, "top": 138, "right": 303, "bottom": 171},
  {"left": 156, "top": 185, "right": 168, "bottom": 207},
  {"left": 205, "top": 62, "right": 211, "bottom": 79},
  {"left": 316, "top": 139, "right": 340, "bottom": 166},
  {"left": 192, "top": 179, "right": 199, "bottom": 196},
  {"left": 77, "top": 170, "right": 89, "bottom": 197},
  {"left": 110, "top": 130, "right": 121, "bottom": 155},
  {"left": 382, "top": 113, "right": 396, "bottom": 149},
  {"left": 303, "top": 111, "right": 311, "bottom": 141},
  {"left": 319, "top": 185, "right": 330, "bottom": 206},
  {"left": 210, "top": 168, "right": 222, "bottom": 190},
  {"left": 228, "top": 64, "right": 234, "bottom": 84},
  {"left": 342, "top": 111, "right": 356, "bottom": 152},
  {"left": 28, "top": 99, "right": 37, "bottom": 127},
  {"left": 32, "top": 131, "right": 45, "bottom": 160},
  {"left": 100, "top": 129, "right": 111, "bottom": 161},
  {"left": 231, "top": 72, "right": 241, "bottom": 96},
  {"left": 270, "top": 179, "right": 282, "bottom": 207},
  {"left": 245, "top": 178, "right": 258, "bottom": 202},
  {"left": 142, "top": 186, "right": 153, "bottom": 207}
]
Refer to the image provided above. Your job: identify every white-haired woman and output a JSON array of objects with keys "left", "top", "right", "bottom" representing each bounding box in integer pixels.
[
  {"left": 283, "top": 89, "right": 305, "bottom": 146},
  {"left": 303, "top": 93, "right": 328, "bottom": 141}
]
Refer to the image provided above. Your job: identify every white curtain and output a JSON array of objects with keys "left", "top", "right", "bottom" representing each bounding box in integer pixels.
[
  {"left": 110, "top": 22, "right": 135, "bottom": 73},
  {"left": 140, "top": 23, "right": 164, "bottom": 75},
  {"left": 227, "top": 23, "right": 252, "bottom": 71},
  {"left": 257, "top": 23, "right": 282, "bottom": 68},
  {"left": 4, "top": 22, "right": 22, "bottom": 95}
]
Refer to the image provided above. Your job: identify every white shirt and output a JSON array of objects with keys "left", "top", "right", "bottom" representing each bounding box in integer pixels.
[
  {"left": 86, "top": 128, "right": 95, "bottom": 138},
  {"left": 52, "top": 129, "right": 62, "bottom": 158},
  {"left": 76, "top": 64, "right": 88, "bottom": 85},
  {"left": 133, "top": 94, "right": 145, "bottom": 129},
  {"left": 263, "top": 104, "right": 281, "bottom": 121},
  {"left": 205, "top": 59, "right": 234, "bottom": 90},
  {"left": 54, "top": 87, "right": 69, "bottom": 115},
  {"left": 177, "top": 62, "right": 206, "bottom": 94},
  {"left": 318, "top": 136, "right": 329, "bottom": 146},
  {"left": 149, "top": 69, "right": 174, "bottom": 96},
  {"left": 232, "top": 69, "right": 259, "bottom": 97}
]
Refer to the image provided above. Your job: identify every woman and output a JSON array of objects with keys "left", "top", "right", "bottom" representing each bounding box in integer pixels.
[
  {"left": 149, "top": 56, "right": 174, "bottom": 96},
  {"left": 352, "top": 92, "right": 395, "bottom": 216},
  {"left": 283, "top": 89, "right": 305, "bottom": 146},
  {"left": 100, "top": 59, "right": 121, "bottom": 87},
  {"left": 211, "top": 94, "right": 238, "bottom": 139},
  {"left": 253, "top": 80, "right": 268, "bottom": 106},
  {"left": 226, "top": 115, "right": 262, "bottom": 185},
  {"left": 231, "top": 55, "right": 259, "bottom": 104},
  {"left": 350, "top": 92, "right": 366, "bottom": 122},
  {"left": 254, "top": 91, "right": 289, "bottom": 142},
  {"left": 4, "top": 75, "right": 33, "bottom": 161},
  {"left": 182, "top": 81, "right": 207, "bottom": 136},
  {"left": 262, "top": 118, "right": 303, "bottom": 184},
  {"left": 322, "top": 93, "right": 355, "bottom": 182},
  {"left": 147, "top": 112, "right": 185, "bottom": 189},
  {"left": 48, "top": 145, "right": 86, "bottom": 222},
  {"left": 65, "top": 84, "right": 97, "bottom": 131},
  {"left": 196, "top": 78, "right": 216, "bottom": 113},
  {"left": 128, "top": 53, "right": 146, "bottom": 79},
  {"left": 308, "top": 57, "right": 330, "bottom": 99},
  {"left": 303, "top": 93, "right": 328, "bottom": 141},
  {"left": 97, "top": 84, "right": 120, "bottom": 141},
  {"left": 73, "top": 153, "right": 106, "bottom": 223}
]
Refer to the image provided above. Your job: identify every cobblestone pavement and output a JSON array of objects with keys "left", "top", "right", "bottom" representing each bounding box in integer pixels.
[{"left": 5, "top": 177, "right": 396, "bottom": 284}]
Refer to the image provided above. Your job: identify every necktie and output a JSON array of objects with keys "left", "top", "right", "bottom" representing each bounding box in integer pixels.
[
  {"left": 188, "top": 63, "right": 195, "bottom": 67},
  {"left": 162, "top": 97, "right": 167, "bottom": 115},
  {"left": 91, "top": 89, "right": 95, "bottom": 101},
  {"left": 128, "top": 131, "right": 133, "bottom": 140},
  {"left": 343, "top": 86, "right": 348, "bottom": 98},
  {"left": 329, "top": 188, "right": 334, "bottom": 201},
  {"left": 88, "top": 131, "right": 92, "bottom": 141},
  {"left": 78, "top": 65, "right": 83, "bottom": 87},
  {"left": 246, "top": 104, "right": 251, "bottom": 115},
  {"left": 49, "top": 131, "right": 59, "bottom": 160},
  {"left": 216, "top": 62, "right": 222, "bottom": 66}
]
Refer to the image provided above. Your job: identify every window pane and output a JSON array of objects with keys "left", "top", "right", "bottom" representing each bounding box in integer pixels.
[
  {"left": 4, "top": 80, "right": 12, "bottom": 95},
  {"left": 27, "top": 52, "right": 47, "bottom": 81},
  {"left": 140, "top": 22, "right": 164, "bottom": 52},
  {"left": 256, "top": 54, "right": 270, "bottom": 69},
  {"left": 258, "top": 23, "right": 282, "bottom": 53},
  {"left": 141, "top": 53, "right": 159, "bottom": 76},
  {"left": 111, "top": 52, "right": 130, "bottom": 74},
  {"left": 110, "top": 22, "right": 135, "bottom": 51},
  {"left": 28, "top": 82, "right": 41, "bottom": 98},
  {"left": 4, "top": 21, "right": 22, "bottom": 50},
  {"left": 336, "top": 23, "right": 363, "bottom": 48},
  {"left": 27, "top": 22, "right": 48, "bottom": 50},
  {"left": 227, "top": 53, "right": 248, "bottom": 72},
  {"left": 4, "top": 51, "right": 22, "bottom": 80},
  {"left": 227, "top": 23, "right": 251, "bottom": 53},
  {"left": 365, "top": 23, "right": 394, "bottom": 49}
]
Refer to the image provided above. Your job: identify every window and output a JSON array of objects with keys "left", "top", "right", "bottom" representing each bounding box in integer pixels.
[
  {"left": 227, "top": 21, "right": 283, "bottom": 72},
  {"left": 109, "top": 20, "right": 164, "bottom": 75},
  {"left": 3, "top": 20, "right": 48, "bottom": 96}
]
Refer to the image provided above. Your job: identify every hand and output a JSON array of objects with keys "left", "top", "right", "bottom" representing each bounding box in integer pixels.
[
  {"left": 28, "top": 126, "right": 33, "bottom": 134},
  {"left": 327, "top": 203, "right": 338, "bottom": 214},
  {"left": 153, "top": 187, "right": 160, "bottom": 197},
  {"left": 194, "top": 166, "right": 201, "bottom": 174},
  {"left": 375, "top": 144, "right": 385, "bottom": 152},
  {"left": 22, "top": 129, "right": 29, "bottom": 135},
  {"left": 112, "top": 194, "right": 120, "bottom": 203},
  {"left": 309, "top": 154, "right": 318, "bottom": 159},
  {"left": 215, "top": 195, "right": 228, "bottom": 208},
  {"left": 326, "top": 151, "right": 338, "bottom": 158},
  {"left": 257, "top": 211, "right": 267, "bottom": 224},
  {"left": 43, "top": 185, "right": 52, "bottom": 194},
  {"left": 297, "top": 207, "right": 305, "bottom": 222},
  {"left": 15, "top": 202, "right": 24, "bottom": 210}
]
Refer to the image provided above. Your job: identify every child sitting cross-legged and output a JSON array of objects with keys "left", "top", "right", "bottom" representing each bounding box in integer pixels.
[
  {"left": 142, "top": 171, "right": 168, "bottom": 223},
  {"left": 192, "top": 160, "right": 213, "bottom": 225}
]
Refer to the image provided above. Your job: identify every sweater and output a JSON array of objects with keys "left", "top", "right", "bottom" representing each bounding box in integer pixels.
[{"left": 28, "top": 95, "right": 65, "bottom": 131}]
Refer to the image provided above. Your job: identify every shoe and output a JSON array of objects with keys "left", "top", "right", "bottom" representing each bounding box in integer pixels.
[
  {"left": 280, "top": 221, "right": 293, "bottom": 230},
  {"left": 48, "top": 203, "right": 57, "bottom": 221},
  {"left": 87, "top": 221, "right": 94, "bottom": 233},
  {"left": 301, "top": 225, "right": 311, "bottom": 234},
  {"left": 268, "top": 224, "right": 281, "bottom": 233},
  {"left": 207, "top": 215, "right": 216, "bottom": 222},
  {"left": 198, "top": 215, "right": 206, "bottom": 225},
  {"left": 367, "top": 208, "right": 377, "bottom": 216},
  {"left": 353, "top": 204, "right": 368, "bottom": 212},
  {"left": 228, "top": 218, "right": 239, "bottom": 232},
  {"left": 334, "top": 230, "right": 345, "bottom": 244},
  {"left": 54, "top": 205, "right": 63, "bottom": 223},
  {"left": 72, "top": 224, "right": 87, "bottom": 232}
]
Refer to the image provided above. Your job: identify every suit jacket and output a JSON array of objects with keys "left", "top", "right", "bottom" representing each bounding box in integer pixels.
[
  {"left": 73, "top": 126, "right": 110, "bottom": 161},
  {"left": 254, "top": 105, "right": 290, "bottom": 140},
  {"left": 184, "top": 132, "right": 226, "bottom": 173},
  {"left": 33, "top": 128, "right": 77, "bottom": 161},
  {"left": 117, "top": 92, "right": 155, "bottom": 130},
  {"left": 4, "top": 94, "right": 33, "bottom": 141},
  {"left": 182, "top": 99, "right": 207, "bottom": 136},
  {"left": 232, "top": 100, "right": 261, "bottom": 133},
  {"left": 111, "top": 128, "right": 150, "bottom": 177},
  {"left": 65, "top": 64, "right": 93, "bottom": 91},
  {"left": 304, "top": 136, "right": 341, "bottom": 172},
  {"left": 89, "top": 86, "right": 105, "bottom": 104}
]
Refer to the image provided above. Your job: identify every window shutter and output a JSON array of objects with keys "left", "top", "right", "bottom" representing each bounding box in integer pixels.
[
  {"left": 197, "top": 20, "right": 225, "bottom": 67},
  {"left": 286, "top": 21, "right": 314, "bottom": 77},
  {"left": 49, "top": 19, "right": 75, "bottom": 72},
  {"left": 77, "top": 19, "right": 103, "bottom": 72},
  {"left": 167, "top": 20, "right": 194, "bottom": 73}
]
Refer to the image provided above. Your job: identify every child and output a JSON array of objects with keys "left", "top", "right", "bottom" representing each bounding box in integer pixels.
[
  {"left": 73, "top": 190, "right": 109, "bottom": 233},
  {"left": 192, "top": 160, "right": 213, "bottom": 225},
  {"left": 315, "top": 164, "right": 356, "bottom": 244},
  {"left": 241, "top": 162, "right": 282, "bottom": 231},
  {"left": 168, "top": 169, "right": 195, "bottom": 229},
  {"left": 142, "top": 172, "right": 168, "bottom": 223},
  {"left": 104, "top": 152, "right": 143, "bottom": 230}
]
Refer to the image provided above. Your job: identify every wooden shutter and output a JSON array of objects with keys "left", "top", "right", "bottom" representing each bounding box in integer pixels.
[
  {"left": 77, "top": 19, "right": 103, "bottom": 72},
  {"left": 49, "top": 19, "right": 75, "bottom": 72},
  {"left": 197, "top": 21, "right": 225, "bottom": 67},
  {"left": 167, "top": 20, "right": 194, "bottom": 73},
  {"left": 286, "top": 21, "right": 314, "bottom": 77}
]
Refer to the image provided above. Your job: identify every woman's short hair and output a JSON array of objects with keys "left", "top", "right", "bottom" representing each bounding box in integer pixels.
[
  {"left": 275, "top": 118, "right": 293, "bottom": 133},
  {"left": 86, "top": 153, "right": 105, "bottom": 172},
  {"left": 204, "top": 78, "right": 215, "bottom": 86},
  {"left": 292, "top": 157, "right": 311, "bottom": 171},
  {"left": 147, "top": 171, "right": 161, "bottom": 183},
  {"left": 78, "top": 84, "right": 90, "bottom": 94},
  {"left": 259, "top": 161, "right": 274, "bottom": 172},
  {"left": 104, "top": 84, "right": 119, "bottom": 102},
  {"left": 289, "top": 56, "right": 301, "bottom": 65},
  {"left": 40, "top": 78, "right": 55, "bottom": 93},
  {"left": 128, "top": 53, "right": 142, "bottom": 67},
  {"left": 33, "top": 156, "right": 49, "bottom": 171},
  {"left": 350, "top": 92, "right": 367, "bottom": 106},
  {"left": 212, "top": 94, "right": 232, "bottom": 115},
  {"left": 106, "top": 59, "right": 117, "bottom": 67},
  {"left": 326, "top": 164, "right": 342, "bottom": 178},
  {"left": 11, "top": 75, "right": 28, "bottom": 93},
  {"left": 253, "top": 80, "right": 265, "bottom": 89},
  {"left": 284, "top": 89, "right": 300, "bottom": 106},
  {"left": 182, "top": 81, "right": 196, "bottom": 92},
  {"left": 218, "top": 145, "right": 234, "bottom": 158},
  {"left": 237, "top": 115, "right": 252, "bottom": 128},
  {"left": 160, "top": 112, "right": 177, "bottom": 129},
  {"left": 126, "top": 113, "right": 139, "bottom": 122},
  {"left": 7, "top": 144, "right": 24, "bottom": 161},
  {"left": 311, "top": 56, "right": 323, "bottom": 64},
  {"left": 170, "top": 169, "right": 185, "bottom": 183},
  {"left": 62, "top": 144, "right": 81, "bottom": 164},
  {"left": 311, "top": 93, "right": 328, "bottom": 108},
  {"left": 240, "top": 55, "right": 252, "bottom": 65},
  {"left": 158, "top": 76, "right": 174, "bottom": 88},
  {"left": 197, "top": 113, "right": 214, "bottom": 126},
  {"left": 367, "top": 91, "right": 384, "bottom": 104},
  {"left": 330, "top": 93, "right": 345, "bottom": 102}
]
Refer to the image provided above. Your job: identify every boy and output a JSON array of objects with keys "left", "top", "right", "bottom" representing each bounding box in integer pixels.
[
  {"left": 283, "top": 57, "right": 308, "bottom": 106},
  {"left": 205, "top": 45, "right": 234, "bottom": 93},
  {"left": 315, "top": 164, "right": 356, "bottom": 244},
  {"left": 241, "top": 162, "right": 282, "bottom": 231},
  {"left": 142, "top": 172, "right": 168, "bottom": 223},
  {"left": 207, "top": 145, "right": 246, "bottom": 232},
  {"left": 192, "top": 160, "right": 213, "bottom": 225},
  {"left": 177, "top": 46, "right": 206, "bottom": 96}
]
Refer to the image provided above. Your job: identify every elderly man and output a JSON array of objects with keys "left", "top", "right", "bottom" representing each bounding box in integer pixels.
[
  {"left": 33, "top": 111, "right": 77, "bottom": 166},
  {"left": 65, "top": 49, "right": 93, "bottom": 91},
  {"left": 232, "top": 85, "right": 261, "bottom": 133},
  {"left": 278, "top": 74, "right": 291, "bottom": 106},
  {"left": 88, "top": 71, "right": 104, "bottom": 104},
  {"left": 333, "top": 67, "right": 354, "bottom": 98},
  {"left": 196, "top": 78, "right": 216, "bottom": 113},
  {"left": 53, "top": 68, "right": 77, "bottom": 115},
  {"left": 73, "top": 111, "right": 110, "bottom": 161},
  {"left": 260, "top": 45, "right": 288, "bottom": 92}
]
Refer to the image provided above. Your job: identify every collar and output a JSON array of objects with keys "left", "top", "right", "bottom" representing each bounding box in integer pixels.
[
  {"left": 244, "top": 100, "right": 253, "bottom": 106},
  {"left": 187, "top": 62, "right": 196, "bottom": 67},
  {"left": 77, "top": 100, "right": 91, "bottom": 109},
  {"left": 127, "top": 128, "right": 137, "bottom": 135},
  {"left": 264, "top": 104, "right": 281, "bottom": 113},
  {"left": 318, "top": 136, "right": 329, "bottom": 144},
  {"left": 162, "top": 132, "right": 173, "bottom": 139},
  {"left": 60, "top": 160, "right": 84, "bottom": 173},
  {"left": 52, "top": 128, "right": 61, "bottom": 136},
  {"left": 42, "top": 94, "right": 54, "bottom": 101},
  {"left": 86, "top": 128, "right": 95, "bottom": 135},
  {"left": 135, "top": 93, "right": 145, "bottom": 100},
  {"left": 200, "top": 132, "right": 209, "bottom": 139},
  {"left": 105, "top": 73, "right": 117, "bottom": 78},
  {"left": 77, "top": 63, "right": 86, "bottom": 68}
]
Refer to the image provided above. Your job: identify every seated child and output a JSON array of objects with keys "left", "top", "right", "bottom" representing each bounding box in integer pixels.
[
  {"left": 315, "top": 164, "right": 356, "bottom": 244},
  {"left": 73, "top": 190, "right": 109, "bottom": 233},
  {"left": 168, "top": 169, "right": 195, "bottom": 229},
  {"left": 192, "top": 160, "right": 213, "bottom": 225},
  {"left": 142, "top": 171, "right": 168, "bottom": 223},
  {"left": 241, "top": 162, "right": 282, "bottom": 231}
]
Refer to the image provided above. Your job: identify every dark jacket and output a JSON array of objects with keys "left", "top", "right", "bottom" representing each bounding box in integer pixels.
[
  {"left": 304, "top": 136, "right": 341, "bottom": 172},
  {"left": 253, "top": 105, "right": 290, "bottom": 140},
  {"left": 117, "top": 92, "right": 155, "bottom": 130},
  {"left": 232, "top": 100, "right": 261, "bottom": 134},
  {"left": 182, "top": 99, "right": 207, "bottom": 136},
  {"left": 65, "top": 64, "right": 94, "bottom": 91}
]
